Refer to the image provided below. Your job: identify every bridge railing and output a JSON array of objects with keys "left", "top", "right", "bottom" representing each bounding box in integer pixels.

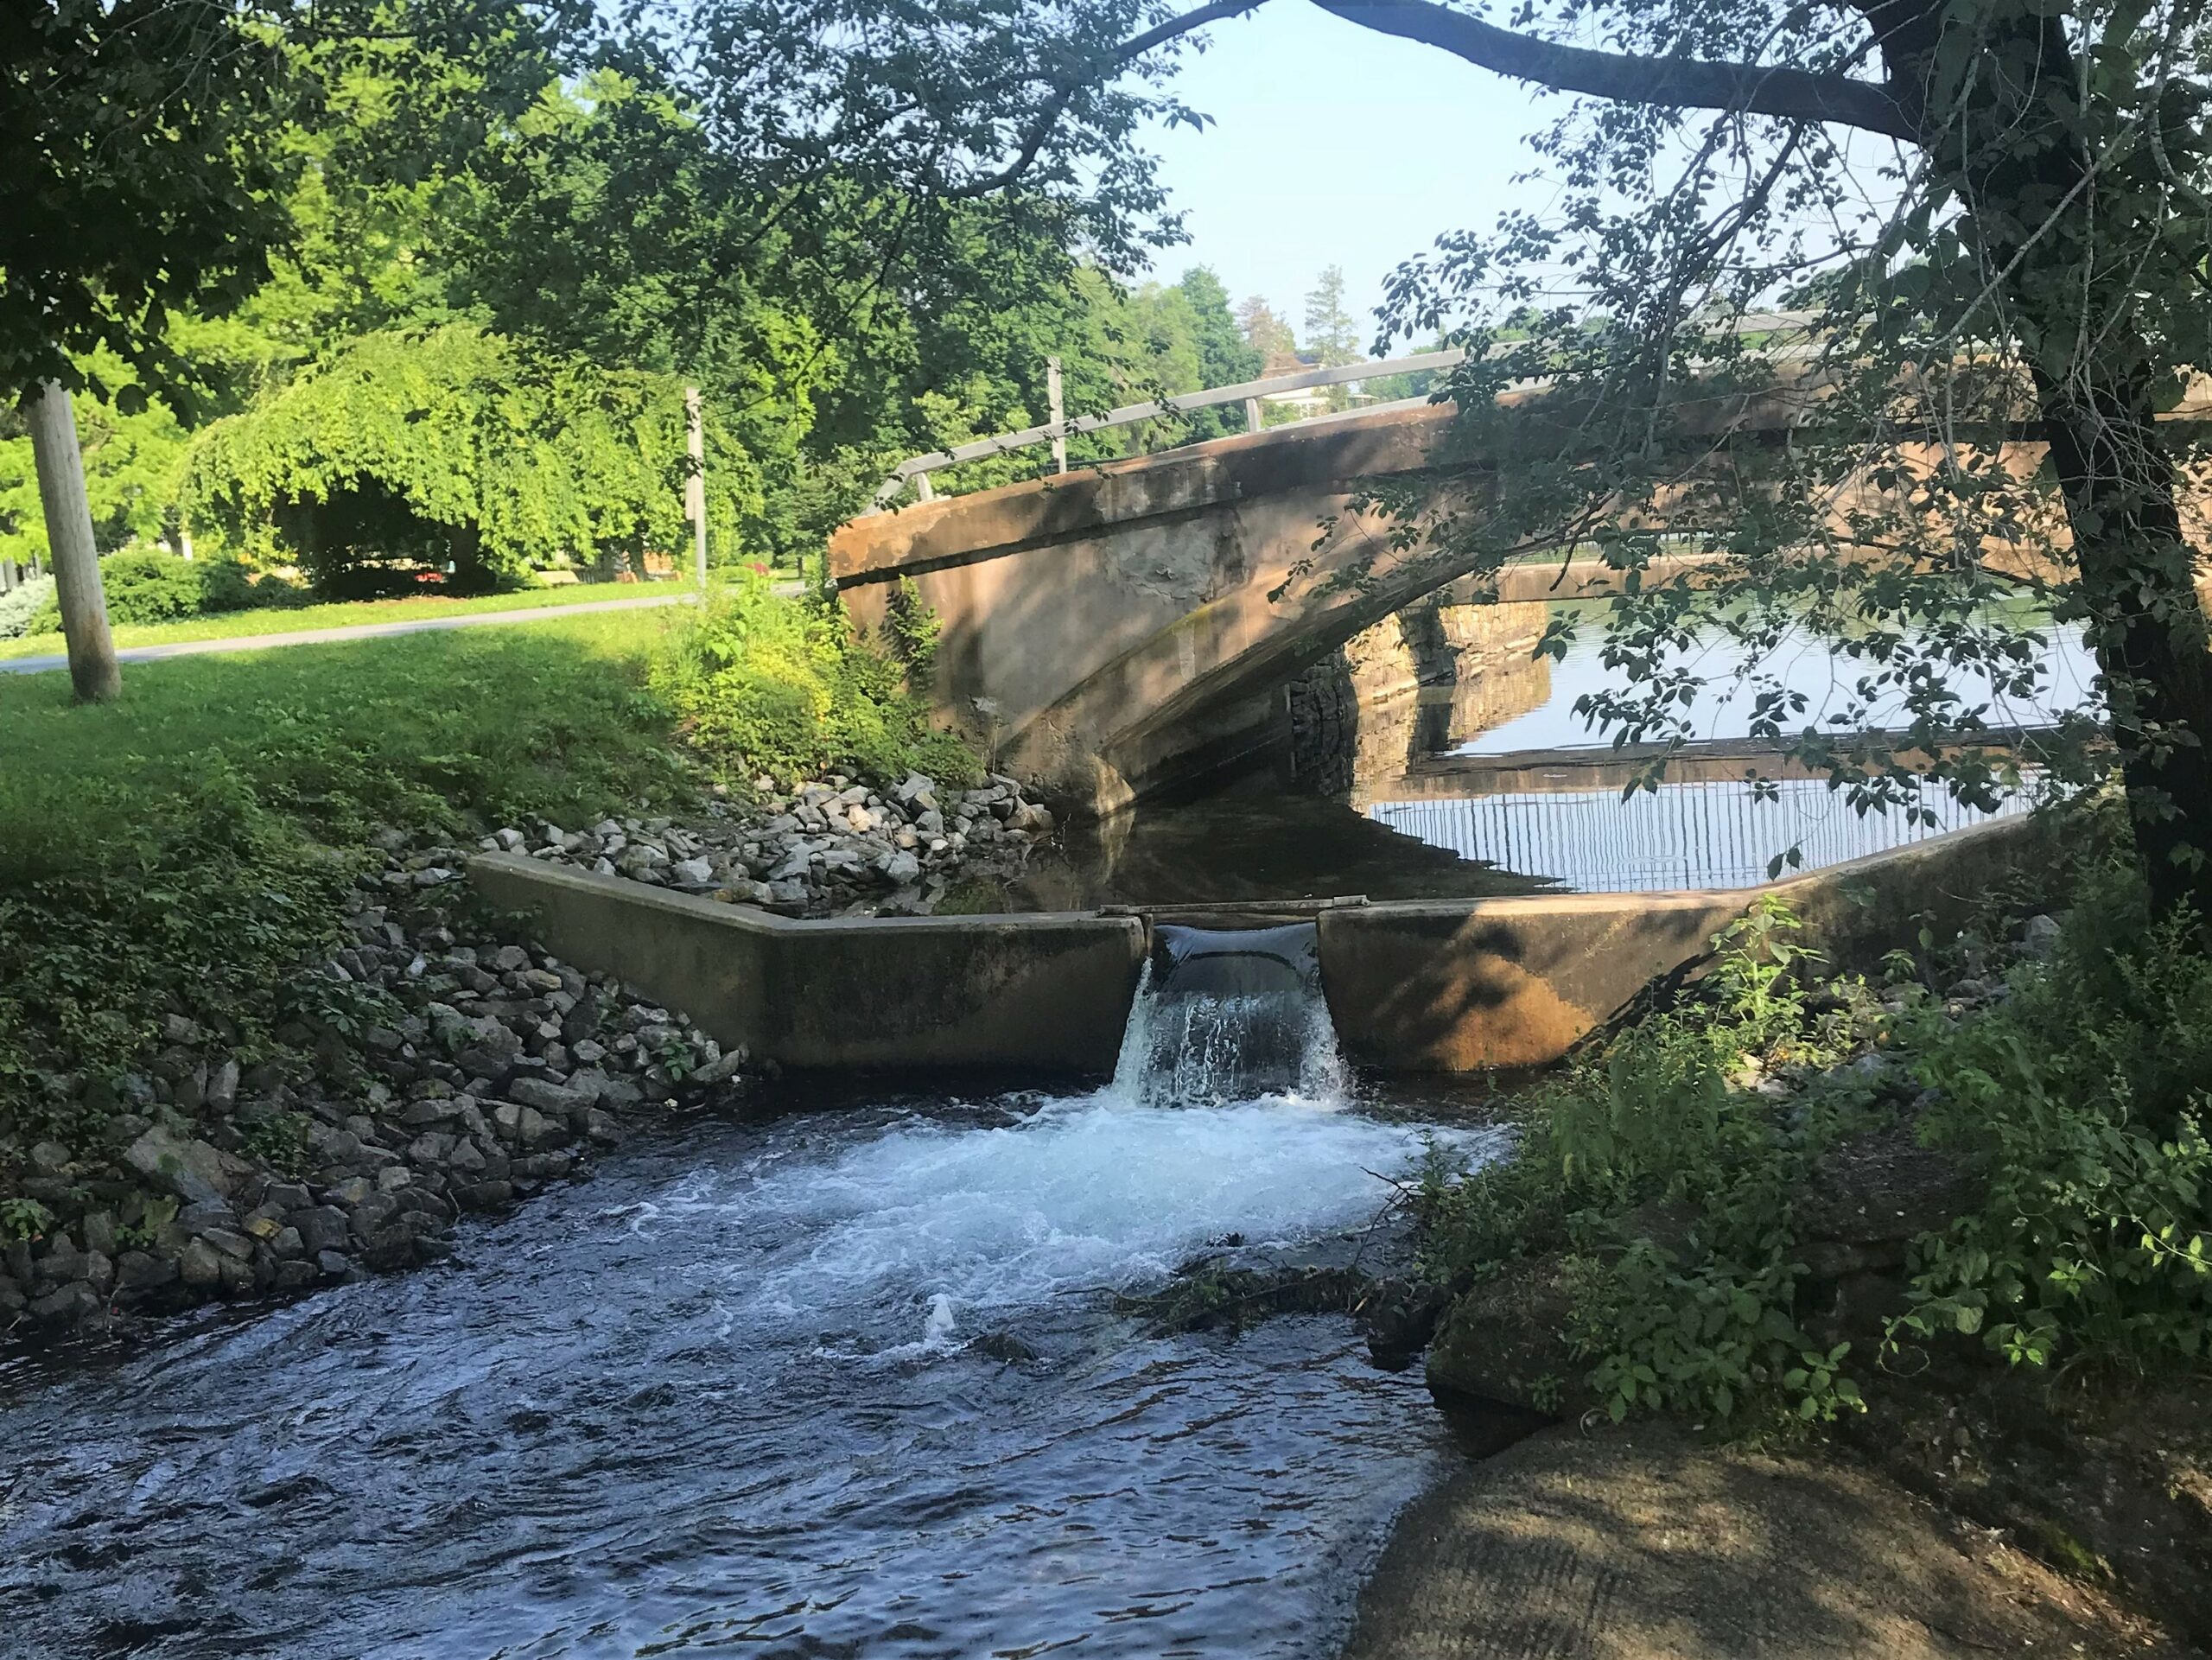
[{"left": 870, "top": 310, "right": 1824, "bottom": 509}]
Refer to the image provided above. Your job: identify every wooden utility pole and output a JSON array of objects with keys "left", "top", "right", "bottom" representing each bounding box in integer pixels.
[
  {"left": 28, "top": 380, "right": 119, "bottom": 703},
  {"left": 1046, "top": 356, "right": 1067, "bottom": 474},
  {"left": 683, "top": 385, "right": 707, "bottom": 587}
]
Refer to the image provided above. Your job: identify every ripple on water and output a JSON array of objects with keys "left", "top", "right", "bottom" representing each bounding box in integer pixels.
[{"left": 0, "top": 1092, "right": 1497, "bottom": 1659}]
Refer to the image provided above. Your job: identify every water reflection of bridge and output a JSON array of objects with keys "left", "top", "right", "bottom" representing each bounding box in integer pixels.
[{"left": 1362, "top": 748, "right": 2044, "bottom": 894}]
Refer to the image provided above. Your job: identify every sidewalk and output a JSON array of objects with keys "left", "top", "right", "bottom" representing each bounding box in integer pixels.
[{"left": 0, "top": 591, "right": 701, "bottom": 676}]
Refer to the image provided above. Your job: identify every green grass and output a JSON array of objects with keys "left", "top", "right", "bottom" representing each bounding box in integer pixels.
[
  {"left": 0, "top": 607, "right": 691, "bottom": 868},
  {"left": 0, "top": 578, "right": 696, "bottom": 661},
  {"left": 0, "top": 609, "right": 697, "bottom": 1140}
]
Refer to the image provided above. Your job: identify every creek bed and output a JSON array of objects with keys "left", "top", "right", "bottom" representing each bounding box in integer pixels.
[{"left": 0, "top": 1060, "right": 1494, "bottom": 1657}]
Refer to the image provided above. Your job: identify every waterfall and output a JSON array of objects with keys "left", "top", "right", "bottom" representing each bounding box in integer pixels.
[{"left": 1110, "top": 921, "right": 1348, "bottom": 1107}]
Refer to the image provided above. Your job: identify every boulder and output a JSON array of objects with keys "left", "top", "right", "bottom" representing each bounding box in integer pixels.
[
  {"left": 124, "top": 1125, "right": 256, "bottom": 1205},
  {"left": 507, "top": 1077, "right": 595, "bottom": 1122},
  {"left": 178, "top": 1237, "right": 223, "bottom": 1288},
  {"left": 115, "top": 1250, "right": 178, "bottom": 1292},
  {"left": 1426, "top": 1255, "right": 1593, "bottom": 1419}
]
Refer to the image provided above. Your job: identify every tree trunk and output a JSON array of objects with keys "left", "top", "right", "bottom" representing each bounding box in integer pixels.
[
  {"left": 2033, "top": 373, "right": 2212, "bottom": 918},
  {"left": 26, "top": 380, "right": 121, "bottom": 704},
  {"left": 1904, "top": 6, "right": 2212, "bottom": 918}
]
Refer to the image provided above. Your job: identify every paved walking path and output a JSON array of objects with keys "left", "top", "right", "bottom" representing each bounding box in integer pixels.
[{"left": 0, "top": 591, "right": 700, "bottom": 676}]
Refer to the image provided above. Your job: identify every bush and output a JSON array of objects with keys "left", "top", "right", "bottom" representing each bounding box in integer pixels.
[
  {"left": 652, "top": 571, "right": 979, "bottom": 788},
  {"left": 1894, "top": 871, "right": 2212, "bottom": 1372},
  {"left": 0, "top": 576, "right": 55, "bottom": 639},
  {"left": 1415, "top": 899, "right": 1873, "bottom": 1428},
  {"left": 18, "top": 553, "right": 307, "bottom": 633}
]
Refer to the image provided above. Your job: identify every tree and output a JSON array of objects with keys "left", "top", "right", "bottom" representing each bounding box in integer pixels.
[
  {"left": 1302, "top": 264, "right": 1361, "bottom": 368},
  {"left": 27, "top": 385, "right": 119, "bottom": 702},
  {"left": 1179, "top": 267, "right": 1262, "bottom": 393},
  {"left": 1302, "top": 264, "right": 1363, "bottom": 410},
  {"left": 1236, "top": 296, "right": 1297, "bottom": 363},
  {"left": 922, "top": 0, "right": 2212, "bottom": 922}
]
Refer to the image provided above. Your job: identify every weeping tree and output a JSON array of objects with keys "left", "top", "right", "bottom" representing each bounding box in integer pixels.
[{"left": 781, "top": 0, "right": 2212, "bottom": 919}]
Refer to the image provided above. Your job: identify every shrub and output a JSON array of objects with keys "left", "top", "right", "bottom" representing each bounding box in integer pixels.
[
  {"left": 1894, "top": 872, "right": 2212, "bottom": 1372},
  {"left": 1415, "top": 900, "right": 1872, "bottom": 1428},
  {"left": 652, "top": 571, "right": 979, "bottom": 788},
  {"left": 0, "top": 575, "right": 55, "bottom": 639},
  {"left": 17, "top": 553, "right": 308, "bottom": 633}
]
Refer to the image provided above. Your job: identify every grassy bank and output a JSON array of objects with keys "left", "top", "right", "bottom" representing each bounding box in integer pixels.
[
  {"left": 0, "top": 576, "right": 964, "bottom": 1153},
  {"left": 0, "top": 609, "right": 696, "bottom": 1146},
  {"left": 0, "top": 579, "right": 696, "bottom": 661}
]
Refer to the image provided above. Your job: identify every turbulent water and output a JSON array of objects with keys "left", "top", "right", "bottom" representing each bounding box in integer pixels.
[{"left": 0, "top": 938, "right": 1488, "bottom": 1659}]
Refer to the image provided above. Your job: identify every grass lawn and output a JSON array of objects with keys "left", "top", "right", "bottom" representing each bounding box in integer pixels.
[
  {"left": 0, "top": 608, "right": 696, "bottom": 1128},
  {"left": 0, "top": 578, "right": 696, "bottom": 661},
  {"left": 0, "top": 607, "right": 692, "bottom": 868}
]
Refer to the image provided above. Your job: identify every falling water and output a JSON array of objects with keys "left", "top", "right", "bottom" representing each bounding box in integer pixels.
[{"left": 1111, "top": 921, "right": 1348, "bottom": 1106}]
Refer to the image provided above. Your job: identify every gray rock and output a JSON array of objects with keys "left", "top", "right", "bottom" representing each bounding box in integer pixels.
[
  {"left": 79, "top": 1210, "right": 118, "bottom": 1258},
  {"left": 29, "top": 1141, "right": 72, "bottom": 1174},
  {"left": 124, "top": 1125, "right": 255, "bottom": 1205},
  {"left": 671, "top": 856, "right": 715, "bottom": 887},
  {"left": 315, "top": 1249, "right": 355, "bottom": 1278},
  {"left": 205, "top": 1058, "right": 240, "bottom": 1116},
  {"left": 1426, "top": 1256, "right": 1592, "bottom": 1419},
  {"left": 179, "top": 1237, "right": 223, "bottom": 1288},
  {"left": 31, "top": 1282, "right": 98, "bottom": 1323},
  {"left": 686, "top": 1047, "right": 747, "bottom": 1090},
  {"left": 200, "top": 1228, "right": 253, "bottom": 1261},
  {"left": 2021, "top": 913, "right": 2063, "bottom": 958},
  {"left": 508, "top": 1077, "right": 595, "bottom": 1121},
  {"left": 115, "top": 1250, "right": 178, "bottom": 1292},
  {"left": 883, "top": 850, "right": 922, "bottom": 886}
]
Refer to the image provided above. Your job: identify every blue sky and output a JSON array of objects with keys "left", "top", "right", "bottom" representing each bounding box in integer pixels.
[{"left": 1135, "top": 4, "right": 1553, "bottom": 351}]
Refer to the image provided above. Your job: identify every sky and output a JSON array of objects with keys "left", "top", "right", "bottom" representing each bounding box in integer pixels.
[{"left": 1134, "top": 4, "right": 1554, "bottom": 353}]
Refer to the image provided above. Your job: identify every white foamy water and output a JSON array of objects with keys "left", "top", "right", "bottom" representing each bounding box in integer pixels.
[{"left": 671, "top": 1091, "right": 1463, "bottom": 1328}]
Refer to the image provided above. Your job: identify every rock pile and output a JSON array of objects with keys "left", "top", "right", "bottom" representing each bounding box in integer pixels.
[
  {"left": 1, "top": 838, "right": 735, "bottom": 1337},
  {"left": 484, "top": 770, "right": 1055, "bottom": 918}
]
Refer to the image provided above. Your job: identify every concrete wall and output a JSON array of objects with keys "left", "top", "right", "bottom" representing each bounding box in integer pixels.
[
  {"left": 1319, "top": 816, "right": 2048, "bottom": 1072},
  {"left": 471, "top": 817, "right": 2047, "bottom": 1081},
  {"left": 470, "top": 853, "right": 1146, "bottom": 1076}
]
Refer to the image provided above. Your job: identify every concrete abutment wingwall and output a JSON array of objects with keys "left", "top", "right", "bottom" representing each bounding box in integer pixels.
[{"left": 469, "top": 817, "right": 2047, "bottom": 1078}]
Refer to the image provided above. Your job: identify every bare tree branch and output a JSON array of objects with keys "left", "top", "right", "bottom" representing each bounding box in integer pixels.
[
  {"left": 943, "top": 0, "right": 1274, "bottom": 196},
  {"left": 954, "top": 0, "right": 1915, "bottom": 203},
  {"left": 1311, "top": 0, "right": 1916, "bottom": 141}
]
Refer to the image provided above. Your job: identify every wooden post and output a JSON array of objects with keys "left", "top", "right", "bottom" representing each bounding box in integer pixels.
[
  {"left": 1244, "top": 396, "right": 1265, "bottom": 434},
  {"left": 1046, "top": 355, "right": 1067, "bottom": 474},
  {"left": 28, "top": 380, "right": 120, "bottom": 703},
  {"left": 683, "top": 385, "right": 707, "bottom": 587}
]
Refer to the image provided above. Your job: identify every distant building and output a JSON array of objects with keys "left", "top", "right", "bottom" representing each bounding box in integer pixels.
[{"left": 1257, "top": 348, "right": 1375, "bottom": 421}]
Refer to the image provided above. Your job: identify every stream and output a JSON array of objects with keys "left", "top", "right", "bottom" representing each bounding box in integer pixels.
[{"left": 0, "top": 930, "right": 1495, "bottom": 1659}]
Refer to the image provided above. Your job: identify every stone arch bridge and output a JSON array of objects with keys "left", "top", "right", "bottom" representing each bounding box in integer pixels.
[
  {"left": 829, "top": 403, "right": 1596, "bottom": 812},
  {"left": 824, "top": 395, "right": 2146, "bottom": 814}
]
